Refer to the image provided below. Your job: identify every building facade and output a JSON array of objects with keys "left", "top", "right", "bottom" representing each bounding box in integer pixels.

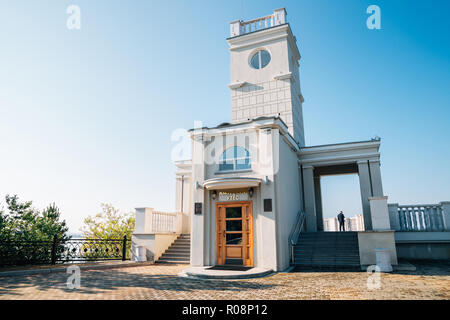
[{"left": 133, "top": 8, "right": 450, "bottom": 271}]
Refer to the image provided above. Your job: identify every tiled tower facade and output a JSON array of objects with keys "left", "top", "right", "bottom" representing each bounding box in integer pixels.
[{"left": 227, "top": 8, "right": 305, "bottom": 146}]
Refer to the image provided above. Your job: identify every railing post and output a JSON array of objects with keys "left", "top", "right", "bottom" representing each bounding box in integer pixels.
[
  {"left": 230, "top": 20, "right": 241, "bottom": 37},
  {"left": 388, "top": 203, "right": 400, "bottom": 230},
  {"left": 51, "top": 234, "right": 58, "bottom": 265},
  {"left": 440, "top": 202, "right": 450, "bottom": 231},
  {"left": 122, "top": 235, "right": 127, "bottom": 261},
  {"left": 273, "top": 8, "right": 287, "bottom": 26}
]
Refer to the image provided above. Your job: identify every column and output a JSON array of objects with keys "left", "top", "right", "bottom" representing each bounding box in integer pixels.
[
  {"left": 191, "top": 135, "right": 205, "bottom": 266},
  {"left": 174, "top": 176, "right": 183, "bottom": 212},
  {"left": 358, "top": 160, "right": 373, "bottom": 230},
  {"left": 369, "top": 160, "right": 384, "bottom": 197},
  {"left": 314, "top": 173, "right": 324, "bottom": 231},
  {"left": 302, "top": 165, "right": 317, "bottom": 232}
]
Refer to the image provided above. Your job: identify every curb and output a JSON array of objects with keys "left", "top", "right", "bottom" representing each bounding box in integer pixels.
[
  {"left": 0, "top": 261, "right": 155, "bottom": 277},
  {"left": 181, "top": 269, "right": 275, "bottom": 280}
]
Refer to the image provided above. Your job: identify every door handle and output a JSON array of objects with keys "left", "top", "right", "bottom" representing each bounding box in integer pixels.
[{"left": 223, "top": 230, "right": 226, "bottom": 238}]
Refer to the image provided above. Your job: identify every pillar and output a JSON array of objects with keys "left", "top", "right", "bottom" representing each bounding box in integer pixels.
[
  {"left": 314, "top": 173, "right": 324, "bottom": 231},
  {"left": 302, "top": 165, "right": 317, "bottom": 232},
  {"left": 369, "top": 160, "right": 384, "bottom": 197},
  {"left": 191, "top": 135, "right": 206, "bottom": 266},
  {"left": 357, "top": 160, "right": 373, "bottom": 230}
]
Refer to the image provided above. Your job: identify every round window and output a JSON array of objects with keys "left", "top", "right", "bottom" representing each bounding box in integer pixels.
[{"left": 250, "top": 50, "right": 271, "bottom": 69}]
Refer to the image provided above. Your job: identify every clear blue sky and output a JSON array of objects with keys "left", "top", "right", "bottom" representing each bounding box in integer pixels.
[{"left": 0, "top": 1, "right": 449, "bottom": 231}]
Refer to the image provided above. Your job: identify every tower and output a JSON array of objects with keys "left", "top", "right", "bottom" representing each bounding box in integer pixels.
[{"left": 227, "top": 8, "right": 305, "bottom": 146}]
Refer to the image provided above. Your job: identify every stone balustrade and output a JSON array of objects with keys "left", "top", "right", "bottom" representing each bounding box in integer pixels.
[
  {"left": 134, "top": 207, "right": 184, "bottom": 234},
  {"left": 132, "top": 208, "right": 188, "bottom": 262},
  {"left": 230, "top": 8, "right": 287, "bottom": 37},
  {"left": 388, "top": 202, "right": 450, "bottom": 231}
]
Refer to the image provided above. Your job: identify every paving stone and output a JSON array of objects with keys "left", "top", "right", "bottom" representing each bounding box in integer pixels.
[{"left": 0, "top": 262, "right": 448, "bottom": 300}]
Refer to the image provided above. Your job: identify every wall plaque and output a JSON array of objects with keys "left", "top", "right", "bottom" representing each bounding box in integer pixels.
[
  {"left": 194, "top": 202, "right": 202, "bottom": 215},
  {"left": 263, "top": 199, "right": 272, "bottom": 212},
  {"left": 218, "top": 191, "right": 249, "bottom": 202}
]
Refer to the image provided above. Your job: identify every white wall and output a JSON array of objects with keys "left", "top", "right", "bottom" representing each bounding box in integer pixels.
[
  {"left": 228, "top": 24, "right": 304, "bottom": 146},
  {"left": 274, "top": 132, "right": 302, "bottom": 271},
  {"left": 189, "top": 119, "right": 297, "bottom": 270}
]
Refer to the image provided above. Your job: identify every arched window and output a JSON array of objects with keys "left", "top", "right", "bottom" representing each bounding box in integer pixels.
[{"left": 219, "top": 146, "right": 251, "bottom": 171}]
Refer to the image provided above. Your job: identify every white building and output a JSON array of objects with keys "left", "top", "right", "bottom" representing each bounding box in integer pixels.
[{"left": 133, "top": 8, "right": 450, "bottom": 272}]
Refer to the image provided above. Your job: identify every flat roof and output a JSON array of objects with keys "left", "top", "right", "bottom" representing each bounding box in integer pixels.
[
  {"left": 300, "top": 138, "right": 381, "bottom": 149},
  {"left": 187, "top": 115, "right": 288, "bottom": 132}
]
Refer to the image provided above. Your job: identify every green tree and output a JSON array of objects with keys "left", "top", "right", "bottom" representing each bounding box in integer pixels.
[
  {"left": 0, "top": 195, "right": 69, "bottom": 265},
  {"left": 0, "top": 195, "right": 68, "bottom": 242},
  {"left": 80, "top": 204, "right": 134, "bottom": 260},
  {"left": 81, "top": 203, "right": 135, "bottom": 240}
]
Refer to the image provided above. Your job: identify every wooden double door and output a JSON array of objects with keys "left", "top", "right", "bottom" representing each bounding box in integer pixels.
[{"left": 216, "top": 201, "right": 253, "bottom": 266}]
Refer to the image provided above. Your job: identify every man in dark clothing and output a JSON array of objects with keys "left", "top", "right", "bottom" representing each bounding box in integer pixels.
[{"left": 338, "top": 211, "right": 345, "bottom": 231}]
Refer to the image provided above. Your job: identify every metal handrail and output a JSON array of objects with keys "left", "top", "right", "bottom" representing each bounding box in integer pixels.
[{"left": 289, "top": 211, "right": 306, "bottom": 265}]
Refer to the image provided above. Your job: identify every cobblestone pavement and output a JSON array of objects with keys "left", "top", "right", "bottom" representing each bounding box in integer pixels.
[{"left": 0, "top": 262, "right": 449, "bottom": 300}]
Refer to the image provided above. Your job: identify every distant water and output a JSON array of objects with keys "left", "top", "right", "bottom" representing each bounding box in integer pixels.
[{"left": 67, "top": 233, "right": 84, "bottom": 239}]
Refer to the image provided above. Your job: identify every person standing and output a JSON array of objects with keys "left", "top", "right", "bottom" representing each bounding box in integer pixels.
[{"left": 338, "top": 211, "right": 345, "bottom": 231}]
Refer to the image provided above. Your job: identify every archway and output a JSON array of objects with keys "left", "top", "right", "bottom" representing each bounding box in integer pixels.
[{"left": 320, "top": 173, "right": 364, "bottom": 231}]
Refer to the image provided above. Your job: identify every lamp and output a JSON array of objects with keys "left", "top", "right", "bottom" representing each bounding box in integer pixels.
[
  {"left": 249, "top": 187, "right": 254, "bottom": 198},
  {"left": 212, "top": 190, "right": 217, "bottom": 200}
]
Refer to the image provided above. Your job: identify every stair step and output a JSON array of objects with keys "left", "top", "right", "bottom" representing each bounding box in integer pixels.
[
  {"left": 156, "top": 259, "right": 190, "bottom": 264},
  {"left": 161, "top": 253, "right": 190, "bottom": 258},
  {"left": 165, "top": 249, "right": 190, "bottom": 253},
  {"left": 158, "top": 256, "right": 190, "bottom": 261},
  {"left": 156, "top": 234, "right": 191, "bottom": 264},
  {"left": 294, "top": 232, "right": 360, "bottom": 267}
]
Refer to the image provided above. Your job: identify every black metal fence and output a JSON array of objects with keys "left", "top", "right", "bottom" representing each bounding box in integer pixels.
[{"left": 0, "top": 235, "right": 130, "bottom": 266}]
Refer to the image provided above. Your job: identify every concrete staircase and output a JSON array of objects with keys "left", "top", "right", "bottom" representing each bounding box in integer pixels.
[
  {"left": 293, "top": 232, "right": 361, "bottom": 270},
  {"left": 156, "top": 234, "right": 190, "bottom": 264}
]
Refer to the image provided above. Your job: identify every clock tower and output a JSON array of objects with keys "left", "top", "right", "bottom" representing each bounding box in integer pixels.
[{"left": 227, "top": 8, "right": 305, "bottom": 146}]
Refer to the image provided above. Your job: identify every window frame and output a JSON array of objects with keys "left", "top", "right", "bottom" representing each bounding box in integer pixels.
[
  {"left": 249, "top": 49, "right": 271, "bottom": 70},
  {"left": 218, "top": 146, "right": 251, "bottom": 172}
]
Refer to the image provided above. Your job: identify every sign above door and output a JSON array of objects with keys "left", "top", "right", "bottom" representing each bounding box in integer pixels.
[{"left": 218, "top": 191, "right": 249, "bottom": 202}]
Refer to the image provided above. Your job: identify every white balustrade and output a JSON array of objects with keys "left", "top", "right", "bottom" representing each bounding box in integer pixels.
[
  {"left": 135, "top": 208, "right": 184, "bottom": 234},
  {"left": 151, "top": 211, "right": 177, "bottom": 233},
  {"left": 230, "top": 8, "right": 287, "bottom": 37},
  {"left": 396, "top": 204, "right": 445, "bottom": 231}
]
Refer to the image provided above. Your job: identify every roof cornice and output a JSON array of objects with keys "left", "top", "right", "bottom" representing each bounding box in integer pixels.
[{"left": 227, "top": 23, "right": 301, "bottom": 62}]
